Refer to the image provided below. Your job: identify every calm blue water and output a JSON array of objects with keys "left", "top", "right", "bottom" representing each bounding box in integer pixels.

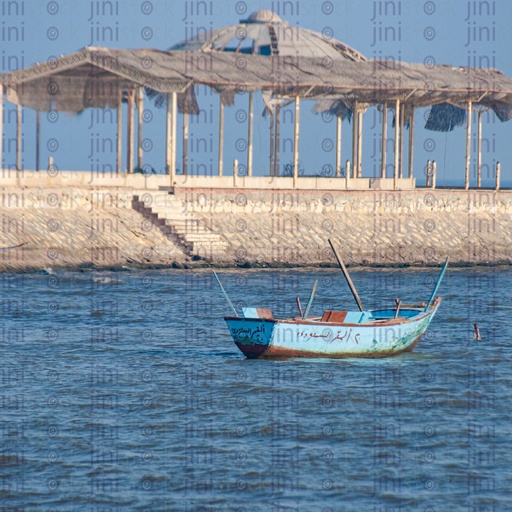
[{"left": 1, "top": 266, "right": 510, "bottom": 511}]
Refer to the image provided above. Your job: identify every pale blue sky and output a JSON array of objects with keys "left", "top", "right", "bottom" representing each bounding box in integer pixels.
[{"left": 2, "top": 0, "right": 511, "bottom": 185}]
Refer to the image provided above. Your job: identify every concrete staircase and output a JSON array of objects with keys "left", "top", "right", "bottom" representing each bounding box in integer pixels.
[{"left": 132, "top": 195, "right": 228, "bottom": 260}]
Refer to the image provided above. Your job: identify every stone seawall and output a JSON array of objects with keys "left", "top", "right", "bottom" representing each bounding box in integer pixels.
[
  {"left": 0, "top": 187, "right": 188, "bottom": 271},
  {"left": 0, "top": 185, "right": 510, "bottom": 271},
  {"left": 179, "top": 188, "right": 511, "bottom": 266}
]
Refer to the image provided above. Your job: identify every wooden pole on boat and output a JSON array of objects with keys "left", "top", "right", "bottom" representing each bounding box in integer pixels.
[
  {"left": 394, "top": 298, "right": 401, "bottom": 319},
  {"left": 296, "top": 297, "right": 303, "bottom": 317},
  {"left": 302, "top": 280, "right": 318, "bottom": 320},
  {"left": 213, "top": 271, "right": 238, "bottom": 317},
  {"left": 424, "top": 257, "right": 449, "bottom": 312},
  {"left": 328, "top": 239, "right": 364, "bottom": 312}
]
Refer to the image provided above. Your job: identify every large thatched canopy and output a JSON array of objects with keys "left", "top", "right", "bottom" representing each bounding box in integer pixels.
[{"left": 3, "top": 46, "right": 512, "bottom": 123}]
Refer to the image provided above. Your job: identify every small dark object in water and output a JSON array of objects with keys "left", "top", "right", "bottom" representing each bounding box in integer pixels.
[{"left": 473, "top": 323, "right": 482, "bottom": 341}]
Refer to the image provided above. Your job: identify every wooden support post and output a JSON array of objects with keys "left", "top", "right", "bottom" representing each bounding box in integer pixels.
[
  {"left": 345, "top": 160, "right": 351, "bottom": 189},
  {"left": 357, "top": 110, "right": 363, "bottom": 178},
  {"left": 35, "top": 110, "right": 40, "bottom": 172},
  {"left": 426, "top": 160, "right": 431, "bottom": 187},
  {"left": 408, "top": 108, "right": 415, "bottom": 179},
  {"left": 380, "top": 103, "right": 387, "bottom": 179},
  {"left": 165, "top": 93, "right": 171, "bottom": 174},
  {"left": 432, "top": 160, "right": 437, "bottom": 189},
  {"left": 137, "top": 87, "right": 143, "bottom": 170},
  {"left": 336, "top": 114, "right": 342, "bottom": 177},
  {"left": 269, "top": 111, "right": 274, "bottom": 176},
  {"left": 0, "top": 85, "right": 3, "bottom": 171},
  {"left": 477, "top": 110, "right": 482, "bottom": 188},
  {"left": 117, "top": 88, "right": 122, "bottom": 174},
  {"left": 393, "top": 99, "right": 400, "bottom": 190},
  {"left": 16, "top": 104, "right": 22, "bottom": 171},
  {"left": 465, "top": 101, "right": 472, "bottom": 190},
  {"left": 247, "top": 92, "right": 253, "bottom": 177},
  {"left": 183, "top": 112, "right": 189, "bottom": 176},
  {"left": 171, "top": 91, "right": 177, "bottom": 181},
  {"left": 398, "top": 105, "right": 405, "bottom": 179},
  {"left": 495, "top": 161, "right": 501, "bottom": 191},
  {"left": 293, "top": 96, "right": 300, "bottom": 188},
  {"left": 218, "top": 97, "right": 224, "bottom": 176},
  {"left": 352, "top": 101, "right": 358, "bottom": 178},
  {"left": 127, "top": 89, "right": 134, "bottom": 174},
  {"left": 274, "top": 105, "right": 281, "bottom": 177}
]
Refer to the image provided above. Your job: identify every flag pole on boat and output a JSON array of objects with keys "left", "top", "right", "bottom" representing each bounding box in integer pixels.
[
  {"left": 328, "top": 239, "right": 364, "bottom": 312},
  {"left": 213, "top": 271, "right": 239, "bottom": 317},
  {"left": 424, "top": 257, "right": 449, "bottom": 312}
]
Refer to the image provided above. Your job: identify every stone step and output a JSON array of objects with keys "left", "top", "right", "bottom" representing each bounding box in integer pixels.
[
  {"left": 171, "top": 226, "right": 211, "bottom": 235},
  {"left": 176, "top": 233, "right": 222, "bottom": 242},
  {"left": 171, "top": 230, "right": 215, "bottom": 239},
  {"left": 151, "top": 208, "right": 193, "bottom": 218},
  {"left": 133, "top": 195, "right": 229, "bottom": 261},
  {"left": 160, "top": 216, "right": 203, "bottom": 221},
  {"left": 157, "top": 216, "right": 196, "bottom": 224},
  {"left": 164, "top": 220, "right": 208, "bottom": 229},
  {"left": 189, "top": 242, "right": 228, "bottom": 249}
]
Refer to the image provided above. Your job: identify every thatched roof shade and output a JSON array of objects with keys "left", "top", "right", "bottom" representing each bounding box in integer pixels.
[{"left": 3, "top": 46, "right": 512, "bottom": 121}]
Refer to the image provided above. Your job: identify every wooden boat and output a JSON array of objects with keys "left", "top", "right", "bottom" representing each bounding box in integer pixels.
[{"left": 217, "top": 241, "right": 448, "bottom": 359}]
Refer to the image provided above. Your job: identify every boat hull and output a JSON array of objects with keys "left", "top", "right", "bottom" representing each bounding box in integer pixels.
[{"left": 225, "top": 306, "right": 439, "bottom": 359}]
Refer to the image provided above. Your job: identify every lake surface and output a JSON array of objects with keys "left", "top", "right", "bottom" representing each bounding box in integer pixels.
[{"left": 1, "top": 266, "right": 510, "bottom": 511}]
